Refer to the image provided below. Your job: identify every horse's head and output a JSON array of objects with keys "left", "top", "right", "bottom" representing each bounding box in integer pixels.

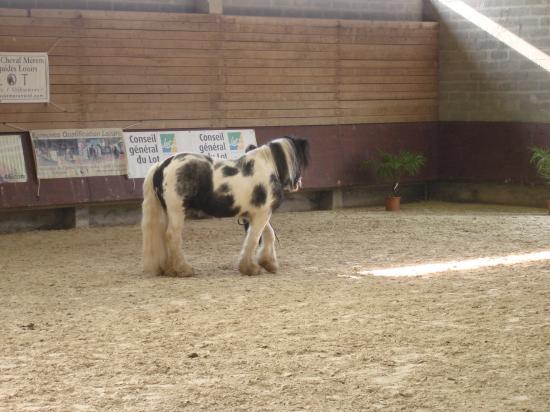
[
  {"left": 287, "top": 136, "right": 309, "bottom": 192},
  {"left": 267, "top": 136, "right": 309, "bottom": 192}
]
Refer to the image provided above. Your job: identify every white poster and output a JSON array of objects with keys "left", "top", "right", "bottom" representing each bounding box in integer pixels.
[
  {"left": 0, "top": 53, "right": 49, "bottom": 103},
  {"left": 31, "top": 128, "right": 126, "bottom": 179},
  {"left": 124, "top": 129, "right": 257, "bottom": 178},
  {"left": 0, "top": 134, "right": 27, "bottom": 183}
]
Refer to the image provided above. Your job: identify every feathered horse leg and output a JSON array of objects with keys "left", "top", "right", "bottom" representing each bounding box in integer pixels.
[
  {"left": 163, "top": 191, "right": 194, "bottom": 277},
  {"left": 239, "top": 212, "right": 270, "bottom": 276},
  {"left": 257, "top": 221, "right": 278, "bottom": 273}
]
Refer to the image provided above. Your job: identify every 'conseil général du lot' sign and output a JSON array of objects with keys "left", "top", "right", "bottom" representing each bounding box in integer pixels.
[{"left": 0, "top": 53, "right": 49, "bottom": 103}]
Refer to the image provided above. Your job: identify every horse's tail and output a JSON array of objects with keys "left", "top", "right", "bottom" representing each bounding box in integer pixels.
[{"left": 141, "top": 164, "right": 167, "bottom": 275}]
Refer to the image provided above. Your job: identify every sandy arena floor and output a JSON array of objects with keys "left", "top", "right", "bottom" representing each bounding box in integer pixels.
[{"left": 0, "top": 201, "right": 549, "bottom": 411}]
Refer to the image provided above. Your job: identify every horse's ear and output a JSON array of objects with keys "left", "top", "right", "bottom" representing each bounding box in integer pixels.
[{"left": 245, "top": 144, "right": 257, "bottom": 153}]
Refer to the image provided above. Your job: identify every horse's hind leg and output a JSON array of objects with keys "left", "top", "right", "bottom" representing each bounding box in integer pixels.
[
  {"left": 258, "top": 221, "right": 278, "bottom": 273},
  {"left": 239, "top": 212, "right": 270, "bottom": 276},
  {"left": 164, "top": 197, "right": 194, "bottom": 277}
]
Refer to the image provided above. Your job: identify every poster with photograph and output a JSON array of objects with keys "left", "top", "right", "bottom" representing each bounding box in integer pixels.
[
  {"left": 0, "top": 53, "right": 49, "bottom": 103},
  {"left": 0, "top": 134, "right": 27, "bottom": 183},
  {"left": 124, "top": 129, "right": 256, "bottom": 179},
  {"left": 31, "top": 128, "right": 126, "bottom": 179}
]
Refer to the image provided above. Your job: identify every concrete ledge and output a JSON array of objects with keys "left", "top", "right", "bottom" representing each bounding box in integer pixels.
[
  {"left": 429, "top": 181, "right": 550, "bottom": 208},
  {"left": 0, "top": 208, "right": 74, "bottom": 233},
  {"left": 0, "top": 184, "right": 429, "bottom": 233}
]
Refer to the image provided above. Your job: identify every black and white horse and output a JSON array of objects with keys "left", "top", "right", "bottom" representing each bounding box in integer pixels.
[{"left": 141, "top": 136, "right": 309, "bottom": 276}]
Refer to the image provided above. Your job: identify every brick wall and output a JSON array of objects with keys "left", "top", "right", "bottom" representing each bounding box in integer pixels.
[
  {"left": 0, "top": 0, "right": 424, "bottom": 20},
  {"left": 222, "top": 0, "right": 423, "bottom": 21},
  {"left": 428, "top": 0, "right": 550, "bottom": 122},
  {"left": 0, "top": 0, "right": 197, "bottom": 12}
]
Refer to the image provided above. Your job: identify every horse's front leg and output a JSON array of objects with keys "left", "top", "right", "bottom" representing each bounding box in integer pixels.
[
  {"left": 258, "top": 221, "right": 278, "bottom": 273},
  {"left": 239, "top": 212, "right": 270, "bottom": 276}
]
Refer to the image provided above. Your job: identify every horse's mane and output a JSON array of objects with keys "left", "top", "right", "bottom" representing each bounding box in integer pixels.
[{"left": 250, "top": 136, "right": 309, "bottom": 185}]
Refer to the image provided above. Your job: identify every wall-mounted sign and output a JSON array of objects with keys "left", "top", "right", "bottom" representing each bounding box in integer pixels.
[
  {"left": 0, "top": 134, "right": 27, "bottom": 183},
  {"left": 124, "top": 129, "right": 257, "bottom": 179},
  {"left": 0, "top": 53, "right": 49, "bottom": 103},
  {"left": 31, "top": 128, "right": 126, "bottom": 179}
]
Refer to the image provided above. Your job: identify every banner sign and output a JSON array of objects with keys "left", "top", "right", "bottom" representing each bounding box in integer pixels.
[
  {"left": 0, "top": 134, "right": 27, "bottom": 183},
  {"left": 0, "top": 53, "right": 49, "bottom": 103},
  {"left": 31, "top": 128, "right": 126, "bottom": 179},
  {"left": 124, "top": 129, "right": 257, "bottom": 179}
]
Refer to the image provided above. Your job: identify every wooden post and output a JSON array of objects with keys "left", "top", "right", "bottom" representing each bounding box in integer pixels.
[{"left": 208, "top": 0, "right": 223, "bottom": 14}]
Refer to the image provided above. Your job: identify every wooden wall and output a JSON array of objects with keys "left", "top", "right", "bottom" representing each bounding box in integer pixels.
[{"left": 0, "top": 8, "right": 438, "bottom": 132}]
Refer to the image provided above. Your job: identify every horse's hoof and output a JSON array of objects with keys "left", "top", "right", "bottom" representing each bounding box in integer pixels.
[
  {"left": 259, "top": 259, "right": 278, "bottom": 273},
  {"left": 162, "top": 264, "right": 194, "bottom": 277},
  {"left": 239, "top": 262, "right": 261, "bottom": 276},
  {"left": 175, "top": 265, "right": 194, "bottom": 277}
]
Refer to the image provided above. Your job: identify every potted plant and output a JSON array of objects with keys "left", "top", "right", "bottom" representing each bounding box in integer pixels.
[
  {"left": 364, "top": 150, "right": 426, "bottom": 211},
  {"left": 529, "top": 146, "right": 550, "bottom": 213}
]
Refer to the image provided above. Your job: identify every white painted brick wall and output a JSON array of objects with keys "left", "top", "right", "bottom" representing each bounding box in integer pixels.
[
  {"left": 0, "top": 0, "right": 424, "bottom": 21},
  {"left": 429, "top": 0, "right": 550, "bottom": 122}
]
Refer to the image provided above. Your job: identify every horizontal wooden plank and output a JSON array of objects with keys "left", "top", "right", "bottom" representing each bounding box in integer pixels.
[
  {"left": 339, "top": 91, "right": 438, "bottom": 100},
  {"left": 339, "top": 99, "right": 437, "bottom": 110},
  {"left": 0, "top": 101, "right": 212, "bottom": 113},
  {"left": 51, "top": 84, "right": 213, "bottom": 94},
  {"left": 0, "top": 24, "right": 437, "bottom": 46},
  {"left": 50, "top": 93, "right": 211, "bottom": 104},
  {"left": 219, "top": 101, "right": 337, "bottom": 110},
  {"left": 340, "top": 105, "right": 437, "bottom": 117},
  {"left": 0, "top": 17, "right": 219, "bottom": 32},
  {"left": 223, "top": 84, "right": 337, "bottom": 93},
  {"left": 0, "top": 119, "right": 213, "bottom": 133},
  {"left": 340, "top": 60, "right": 437, "bottom": 69},
  {"left": 340, "top": 75, "right": 436, "bottom": 84},
  {"left": 0, "top": 25, "right": 220, "bottom": 41},
  {"left": 50, "top": 66, "right": 220, "bottom": 76},
  {"left": 49, "top": 46, "right": 218, "bottom": 58},
  {"left": 49, "top": 56, "right": 220, "bottom": 67},
  {"left": 0, "top": 8, "right": 28, "bottom": 17},
  {"left": 340, "top": 67, "right": 437, "bottom": 76},
  {"left": 0, "top": 109, "right": 216, "bottom": 123},
  {"left": 219, "top": 117, "right": 340, "bottom": 128},
  {"left": 222, "top": 15, "right": 437, "bottom": 32},
  {"left": 338, "top": 83, "right": 437, "bottom": 92},
  {"left": 224, "top": 76, "right": 336, "bottom": 85},
  {"left": 340, "top": 44, "right": 437, "bottom": 60},
  {"left": 222, "top": 108, "right": 338, "bottom": 119},
  {"left": 50, "top": 75, "right": 217, "bottom": 85},
  {"left": 339, "top": 113, "right": 437, "bottom": 124},
  {"left": 29, "top": 8, "right": 218, "bottom": 23},
  {"left": 1, "top": 36, "right": 344, "bottom": 52},
  {"left": 221, "top": 92, "right": 337, "bottom": 102},
  {"left": 222, "top": 58, "right": 338, "bottom": 68}
]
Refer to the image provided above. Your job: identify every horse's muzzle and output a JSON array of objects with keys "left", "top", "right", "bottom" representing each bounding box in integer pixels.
[{"left": 290, "top": 177, "right": 302, "bottom": 192}]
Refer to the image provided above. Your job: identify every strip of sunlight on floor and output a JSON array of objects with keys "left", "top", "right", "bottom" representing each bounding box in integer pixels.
[
  {"left": 360, "top": 250, "right": 550, "bottom": 277},
  {"left": 436, "top": 0, "right": 550, "bottom": 72}
]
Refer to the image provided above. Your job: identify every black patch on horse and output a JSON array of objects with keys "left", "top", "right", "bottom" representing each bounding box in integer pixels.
[
  {"left": 237, "top": 158, "right": 255, "bottom": 177},
  {"left": 222, "top": 166, "right": 239, "bottom": 177},
  {"left": 268, "top": 141, "right": 290, "bottom": 186},
  {"left": 270, "top": 174, "right": 284, "bottom": 210},
  {"left": 152, "top": 156, "right": 174, "bottom": 211},
  {"left": 176, "top": 159, "right": 240, "bottom": 218},
  {"left": 217, "top": 183, "right": 230, "bottom": 193},
  {"left": 251, "top": 184, "right": 267, "bottom": 207}
]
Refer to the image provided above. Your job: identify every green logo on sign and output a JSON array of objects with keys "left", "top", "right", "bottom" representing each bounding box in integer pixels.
[{"left": 160, "top": 133, "right": 176, "bottom": 154}]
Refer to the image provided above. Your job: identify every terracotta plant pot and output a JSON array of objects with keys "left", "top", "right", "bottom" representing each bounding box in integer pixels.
[{"left": 385, "top": 196, "right": 401, "bottom": 212}]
